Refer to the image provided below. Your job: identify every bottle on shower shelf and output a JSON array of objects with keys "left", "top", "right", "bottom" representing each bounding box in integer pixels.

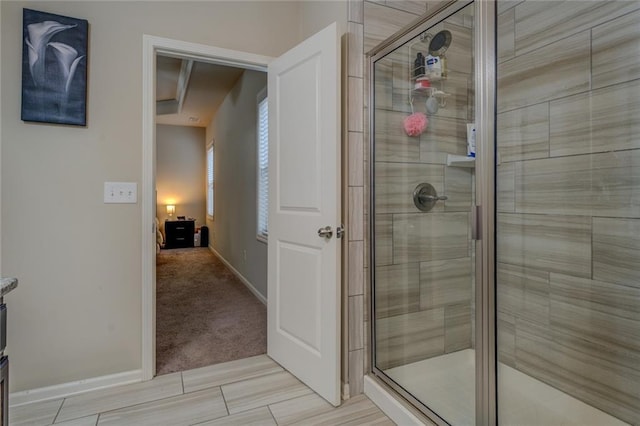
[{"left": 414, "top": 52, "right": 425, "bottom": 78}]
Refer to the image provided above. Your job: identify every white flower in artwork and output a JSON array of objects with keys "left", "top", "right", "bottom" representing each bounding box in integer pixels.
[
  {"left": 25, "top": 20, "right": 76, "bottom": 86},
  {"left": 47, "top": 42, "right": 85, "bottom": 93}
]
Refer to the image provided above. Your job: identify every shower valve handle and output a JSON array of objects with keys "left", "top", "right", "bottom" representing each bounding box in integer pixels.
[
  {"left": 413, "top": 183, "right": 447, "bottom": 212},
  {"left": 419, "top": 194, "right": 448, "bottom": 202}
]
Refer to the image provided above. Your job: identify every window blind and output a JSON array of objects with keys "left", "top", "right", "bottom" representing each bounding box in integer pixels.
[
  {"left": 207, "top": 145, "right": 214, "bottom": 217},
  {"left": 257, "top": 96, "right": 268, "bottom": 239}
]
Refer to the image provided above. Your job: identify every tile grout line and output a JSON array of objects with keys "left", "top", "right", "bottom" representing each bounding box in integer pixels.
[
  {"left": 590, "top": 216, "right": 594, "bottom": 281},
  {"left": 49, "top": 374, "right": 184, "bottom": 422},
  {"left": 266, "top": 404, "right": 279, "bottom": 425},
  {"left": 222, "top": 380, "right": 316, "bottom": 418},
  {"left": 589, "top": 28, "right": 593, "bottom": 91},
  {"left": 51, "top": 398, "right": 65, "bottom": 424},
  {"left": 547, "top": 101, "right": 551, "bottom": 159},
  {"left": 183, "top": 366, "right": 284, "bottom": 394},
  {"left": 290, "top": 396, "right": 379, "bottom": 426},
  {"left": 73, "top": 385, "right": 192, "bottom": 421},
  {"left": 180, "top": 372, "right": 185, "bottom": 394},
  {"left": 95, "top": 413, "right": 100, "bottom": 426},
  {"left": 369, "top": 2, "right": 423, "bottom": 17},
  {"left": 244, "top": 389, "right": 320, "bottom": 419},
  {"left": 218, "top": 385, "right": 231, "bottom": 418},
  {"left": 188, "top": 406, "right": 228, "bottom": 426}
]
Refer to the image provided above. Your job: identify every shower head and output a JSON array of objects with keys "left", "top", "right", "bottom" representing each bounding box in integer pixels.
[{"left": 428, "top": 30, "right": 452, "bottom": 56}]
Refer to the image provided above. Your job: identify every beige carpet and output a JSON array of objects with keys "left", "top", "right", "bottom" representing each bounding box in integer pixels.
[{"left": 156, "top": 247, "right": 267, "bottom": 376}]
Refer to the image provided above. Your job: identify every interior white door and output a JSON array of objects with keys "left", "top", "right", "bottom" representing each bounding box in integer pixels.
[{"left": 267, "top": 22, "right": 341, "bottom": 406}]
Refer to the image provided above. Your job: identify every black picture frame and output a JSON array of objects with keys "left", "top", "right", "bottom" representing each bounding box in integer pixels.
[{"left": 21, "top": 9, "right": 88, "bottom": 126}]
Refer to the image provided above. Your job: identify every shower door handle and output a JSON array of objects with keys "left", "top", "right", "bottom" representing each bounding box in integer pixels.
[
  {"left": 317, "top": 226, "right": 333, "bottom": 239},
  {"left": 471, "top": 205, "right": 481, "bottom": 241}
]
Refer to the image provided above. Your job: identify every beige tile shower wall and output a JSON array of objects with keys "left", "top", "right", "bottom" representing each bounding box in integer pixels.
[
  {"left": 345, "top": 0, "right": 476, "bottom": 396},
  {"left": 346, "top": 0, "right": 366, "bottom": 397},
  {"left": 367, "top": 2, "right": 475, "bottom": 373},
  {"left": 496, "top": 1, "right": 640, "bottom": 423},
  {"left": 356, "top": 0, "right": 428, "bottom": 397},
  {"left": 344, "top": 0, "right": 460, "bottom": 396}
]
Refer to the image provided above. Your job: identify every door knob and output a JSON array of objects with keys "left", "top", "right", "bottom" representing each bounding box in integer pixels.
[{"left": 318, "top": 226, "right": 333, "bottom": 239}]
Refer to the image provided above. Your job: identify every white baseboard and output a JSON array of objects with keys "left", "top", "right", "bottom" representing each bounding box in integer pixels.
[
  {"left": 209, "top": 245, "right": 267, "bottom": 305},
  {"left": 364, "top": 375, "right": 428, "bottom": 426},
  {"left": 10, "top": 369, "right": 143, "bottom": 407}
]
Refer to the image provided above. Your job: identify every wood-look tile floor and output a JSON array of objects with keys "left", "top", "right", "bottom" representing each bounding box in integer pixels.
[{"left": 10, "top": 355, "right": 394, "bottom": 426}]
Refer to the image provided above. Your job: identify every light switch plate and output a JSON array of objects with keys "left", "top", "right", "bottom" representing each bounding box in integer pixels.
[{"left": 104, "top": 182, "right": 137, "bottom": 203}]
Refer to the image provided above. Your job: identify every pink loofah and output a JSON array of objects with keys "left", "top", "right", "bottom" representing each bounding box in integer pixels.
[{"left": 403, "top": 112, "right": 428, "bottom": 137}]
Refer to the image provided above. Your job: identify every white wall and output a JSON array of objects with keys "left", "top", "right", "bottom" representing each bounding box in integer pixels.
[
  {"left": 0, "top": 3, "right": 2, "bottom": 275},
  {"left": 1, "top": 1, "right": 301, "bottom": 392},
  {"left": 299, "top": 0, "right": 348, "bottom": 40},
  {"left": 206, "top": 70, "right": 268, "bottom": 298},
  {"left": 156, "top": 125, "right": 206, "bottom": 228},
  {"left": 202, "top": 2, "right": 347, "bottom": 301}
]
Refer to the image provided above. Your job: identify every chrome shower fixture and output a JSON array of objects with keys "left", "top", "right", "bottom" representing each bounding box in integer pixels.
[{"left": 419, "top": 30, "right": 453, "bottom": 56}]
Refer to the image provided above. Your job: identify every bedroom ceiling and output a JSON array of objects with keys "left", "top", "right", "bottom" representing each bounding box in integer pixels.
[{"left": 155, "top": 55, "right": 245, "bottom": 128}]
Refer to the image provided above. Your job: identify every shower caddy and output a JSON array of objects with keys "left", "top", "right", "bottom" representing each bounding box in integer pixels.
[{"left": 408, "top": 30, "right": 452, "bottom": 114}]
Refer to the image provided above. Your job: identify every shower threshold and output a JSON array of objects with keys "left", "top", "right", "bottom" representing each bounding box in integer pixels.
[{"left": 384, "top": 350, "right": 628, "bottom": 426}]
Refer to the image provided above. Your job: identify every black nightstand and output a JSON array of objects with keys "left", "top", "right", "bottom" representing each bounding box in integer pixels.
[{"left": 164, "top": 220, "right": 195, "bottom": 249}]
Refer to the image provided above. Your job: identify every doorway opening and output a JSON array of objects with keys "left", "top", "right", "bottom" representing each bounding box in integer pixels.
[
  {"left": 154, "top": 56, "right": 268, "bottom": 375},
  {"left": 142, "top": 36, "right": 272, "bottom": 380}
]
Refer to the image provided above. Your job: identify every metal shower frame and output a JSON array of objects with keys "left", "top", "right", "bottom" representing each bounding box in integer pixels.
[{"left": 367, "top": 1, "right": 497, "bottom": 425}]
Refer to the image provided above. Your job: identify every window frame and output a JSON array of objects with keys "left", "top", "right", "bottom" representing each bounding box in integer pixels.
[
  {"left": 206, "top": 141, "right": 214, "bottom": 219},
  {"left": 256, "top": 88, "right": 268, "bottom": 244}
]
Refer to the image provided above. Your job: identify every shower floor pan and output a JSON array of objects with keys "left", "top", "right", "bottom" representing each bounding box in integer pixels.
[{"left": 385, "top": 349, "right": 628, "bottom": 426}]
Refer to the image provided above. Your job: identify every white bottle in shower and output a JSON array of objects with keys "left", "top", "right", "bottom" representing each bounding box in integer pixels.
[
  {"left": 467, "top": 123, "right": 476, "bottom": 158},
  {"left": 425, "top": 54, "right": 442, "bottom": 80}
]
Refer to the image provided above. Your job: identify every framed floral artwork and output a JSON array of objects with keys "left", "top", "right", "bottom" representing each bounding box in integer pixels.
[{"left": 21, "top": 9, "right": 88, "bottom": 126}]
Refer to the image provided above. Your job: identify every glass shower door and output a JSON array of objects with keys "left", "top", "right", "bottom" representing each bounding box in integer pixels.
[
  {"left": 495, "top": 1, "right": 640, "bottom": 425},
  {"left": 370, "top": 2, "right": 476, "bottom": 424}
]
